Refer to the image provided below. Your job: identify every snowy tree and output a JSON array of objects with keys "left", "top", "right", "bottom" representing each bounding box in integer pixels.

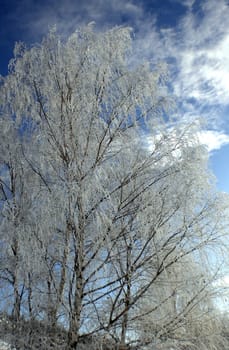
[{"left": 0, "top": 26, "right": 229, "bottom": 349}]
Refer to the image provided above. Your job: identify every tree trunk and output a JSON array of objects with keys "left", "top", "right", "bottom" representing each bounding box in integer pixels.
[
  {"left": 67, "top": 195, "right": 85, "bottom": 349},
  {"left": 67, "top": 258, "right": 84, "bottom": 349},
  {"left": 12, "top": 238, "right": 21, "bottom": 321},
  {"left": 120, "top": 243, "right": 132, "bottom": 347}
]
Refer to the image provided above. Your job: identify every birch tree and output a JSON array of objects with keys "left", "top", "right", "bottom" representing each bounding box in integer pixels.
[{"left": 0, "top": 26, "right": 228, "bottom": 349}]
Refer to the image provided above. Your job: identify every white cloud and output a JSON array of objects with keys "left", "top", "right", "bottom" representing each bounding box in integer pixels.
[
  {"left": 198, "top": 130, "right": 229, "bottom": 152},
  {"left": 172, "top": 0, "right": 229, "bottom": 108},
  {"left": 132, "top": 0, "right": 229, "bottom": 134},
  {"left": 173, "top": 33, "right": 229, "bottom": 106},
  {"left": 171, "top": 0, "right": 196, "bottom": 10},
  {"left": 4, "top": 0, "right": 145, "bottom": 41}
]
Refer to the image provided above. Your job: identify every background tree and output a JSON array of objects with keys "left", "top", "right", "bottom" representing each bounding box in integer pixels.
[{"left": 0, "top": 25, "right": 229, "bottom": 349}]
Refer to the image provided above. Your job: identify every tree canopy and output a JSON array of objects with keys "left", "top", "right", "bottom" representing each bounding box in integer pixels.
[{"left": 0, "top": 26, "right": 229, "bottom": 349}]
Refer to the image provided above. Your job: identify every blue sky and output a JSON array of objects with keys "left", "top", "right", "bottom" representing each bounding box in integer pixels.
[{"left": 1, "top": 0, "right": 229, "bottom": 192}]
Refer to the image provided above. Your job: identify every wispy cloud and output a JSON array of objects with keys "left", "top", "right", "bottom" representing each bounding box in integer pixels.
[
  {"left": 173, "top": 0, "right": 229, "bottom": 107},
  {"left": 198, "top": 130, "right": 229, "bottom": 152},
  {"left": 132, "top": 0, "right": 229, "bottom": 133},
  {"left": 1, "top": 0, "right": 144, "bottom": 41}
]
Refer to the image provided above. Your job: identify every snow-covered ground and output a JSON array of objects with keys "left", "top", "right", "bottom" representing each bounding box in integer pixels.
[{"left": 0, "top": 340, "right": 15, "bottom": 350}]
